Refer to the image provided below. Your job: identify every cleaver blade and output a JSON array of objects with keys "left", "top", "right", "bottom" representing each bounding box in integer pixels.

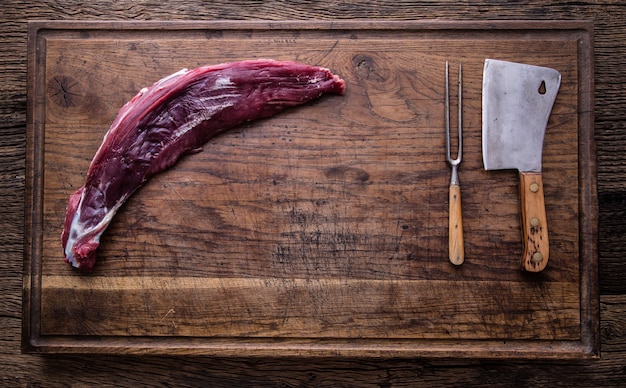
[{"left": 482, "top": 59, "right": 561, "bottom": 272}]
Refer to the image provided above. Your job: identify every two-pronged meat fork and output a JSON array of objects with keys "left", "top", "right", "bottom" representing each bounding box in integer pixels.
[{"left": 445, "top": 61, "right": 464, "bottom": 265}]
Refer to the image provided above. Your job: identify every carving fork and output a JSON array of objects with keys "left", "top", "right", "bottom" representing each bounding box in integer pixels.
[{"left": 445, "top": 61, "right": 464, "bottom": 265}]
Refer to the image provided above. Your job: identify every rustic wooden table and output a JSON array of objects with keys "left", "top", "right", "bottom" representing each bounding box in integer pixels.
[{"left": 2, "top": 1, "right": 625, "bottom": 386}]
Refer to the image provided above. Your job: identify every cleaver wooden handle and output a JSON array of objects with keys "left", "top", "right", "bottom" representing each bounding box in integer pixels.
[
  {"left": 449, "top": 183, "right": 464, "bottom": 265},
  {"left": 519, "top": 172, "right": 549, "bottom": 272}
]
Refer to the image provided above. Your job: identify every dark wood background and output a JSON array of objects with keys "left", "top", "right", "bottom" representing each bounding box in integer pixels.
[{"left": 2, "top": 1, "right": 625, "bottom": 386}]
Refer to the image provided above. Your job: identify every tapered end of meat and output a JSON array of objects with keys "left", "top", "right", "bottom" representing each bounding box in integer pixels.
[
  {"left": 64, "top": 242, "right": 98, "bottom": 273},
  {"left": 61, "top": 187, "right": 99, "bottom": 272},
  {"left": 329, "top": 74, "right": 346, "bottom": 95},
  {"left": 310, "top": 65, "right": 345, "bottom": 95}
]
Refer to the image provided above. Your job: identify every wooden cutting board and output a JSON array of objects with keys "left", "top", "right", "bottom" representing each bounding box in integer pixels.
[{"left": 24, "top": 20, "right": 597, "bottom": 358}]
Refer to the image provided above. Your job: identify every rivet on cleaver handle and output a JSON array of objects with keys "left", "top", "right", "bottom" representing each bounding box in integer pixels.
[{"left": 482, "top": 59, "right": 561, "bottom": 272}]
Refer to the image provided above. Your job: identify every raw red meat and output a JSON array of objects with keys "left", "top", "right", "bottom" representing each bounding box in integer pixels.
[{"left": 61, "top": 59, "right": 345, "bottom": 272}]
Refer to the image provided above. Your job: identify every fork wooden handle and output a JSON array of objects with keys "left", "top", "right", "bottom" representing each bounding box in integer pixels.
[{"left": 449, "top": 183, "right": 464, "bottom": 265}]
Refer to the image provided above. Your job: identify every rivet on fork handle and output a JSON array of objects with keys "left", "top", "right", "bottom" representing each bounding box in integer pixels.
[{"left": 445, "top": 61, "right": 464, "bottom": 266}]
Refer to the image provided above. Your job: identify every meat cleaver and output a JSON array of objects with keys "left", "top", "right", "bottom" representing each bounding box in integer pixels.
[{"left": 482, "top": 59, "right": 561, "bottom": 272}]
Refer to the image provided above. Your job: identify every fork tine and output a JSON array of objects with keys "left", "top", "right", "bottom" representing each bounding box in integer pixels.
[
  {"left": 445, "top": 61, "right": 462, "bottom": 165},
  {"left": 457, "top": 62, "right": 463, "bottom": 163},
  {"left": 445, "top": 61, "right": 451, "bottom": 163}
]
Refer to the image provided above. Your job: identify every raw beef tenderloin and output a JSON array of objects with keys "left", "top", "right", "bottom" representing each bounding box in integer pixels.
[{"left": 62, "top": 59, "right": 345, "bottom": 272}]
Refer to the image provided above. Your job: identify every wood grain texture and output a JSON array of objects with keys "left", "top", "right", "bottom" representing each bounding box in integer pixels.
[
  {"left": 22, "top": 20, "right": 595, "bottom": 358},
  {"left": 2, "top": 297, "right": 626, "bottom": 387},
  {"left": 1, "top": 0, "right": 625, "bottom": 385}
]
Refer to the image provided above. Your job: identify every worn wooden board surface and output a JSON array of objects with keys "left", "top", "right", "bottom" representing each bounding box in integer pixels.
[{"left": 24, "top": 20, "right": 596, "bottom": 357}]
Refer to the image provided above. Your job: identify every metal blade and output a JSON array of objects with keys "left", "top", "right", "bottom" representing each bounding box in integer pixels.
[{"left": 482, "top": 59, "right": 561, "bottom": 172}]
